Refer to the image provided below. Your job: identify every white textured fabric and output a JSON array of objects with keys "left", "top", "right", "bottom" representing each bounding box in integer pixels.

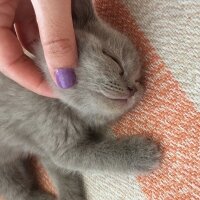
[{"left": 84, "top": 174, "right": 147, "bottom": 200}]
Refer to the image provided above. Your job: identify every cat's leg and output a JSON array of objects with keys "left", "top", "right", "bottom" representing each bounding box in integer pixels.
[
  {"left": 53, "top": 134, "right": 161, "bottom": 174},
  {"left": 42, "top": 159, "right": 87, "bottom": 200},
  {"left": 0, "top": 158, "right": 55, "bottom": 200}
]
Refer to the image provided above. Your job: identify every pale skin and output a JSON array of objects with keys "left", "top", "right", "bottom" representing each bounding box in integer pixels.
[{"left": 0, "top": 0, "right": 77, "bottom": 97}]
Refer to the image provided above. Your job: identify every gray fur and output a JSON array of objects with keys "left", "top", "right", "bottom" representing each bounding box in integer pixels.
[{"left": 0, "top": 0, "right": 161, "bottom": 199}]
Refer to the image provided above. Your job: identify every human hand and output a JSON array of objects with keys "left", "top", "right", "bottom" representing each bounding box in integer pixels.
[{"left": 0, "top": 0, "right": 77, "bottom": 97}]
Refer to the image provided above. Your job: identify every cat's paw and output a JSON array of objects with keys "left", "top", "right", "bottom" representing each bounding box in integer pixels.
[{"left": 123, "top": 136, "right": 161, "bottom": 173}]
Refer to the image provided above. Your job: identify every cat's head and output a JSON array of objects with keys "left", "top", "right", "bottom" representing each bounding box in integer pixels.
[{"left": 36, "top": 0, "right": 143, "bottom": 124}]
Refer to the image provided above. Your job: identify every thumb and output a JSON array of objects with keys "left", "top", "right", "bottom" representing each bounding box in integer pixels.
[{"left": 31, "top": 0, "right": 77, "bottom": 89}]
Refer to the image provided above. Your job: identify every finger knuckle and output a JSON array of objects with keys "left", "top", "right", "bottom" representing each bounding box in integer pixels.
[{"left": 43, "top": 38, "right": 73, "bottom": 56}]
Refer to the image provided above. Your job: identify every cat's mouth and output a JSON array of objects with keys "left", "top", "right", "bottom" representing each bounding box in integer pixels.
[
  {"left": 100, "top": 88, "right": 137, "bottom": 102},
  {"left": 101, "top": 91, "right": 130, "bottom": 100}
]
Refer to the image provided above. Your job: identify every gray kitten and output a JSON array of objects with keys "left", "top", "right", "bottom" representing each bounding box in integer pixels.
[{"left": 0, "top": 0, "right": 161, "bottom": 200}]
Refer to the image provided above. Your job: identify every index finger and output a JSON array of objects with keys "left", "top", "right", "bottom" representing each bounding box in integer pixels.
[{"left": 31, "top": 0, "right": 77, "bottom": 89}]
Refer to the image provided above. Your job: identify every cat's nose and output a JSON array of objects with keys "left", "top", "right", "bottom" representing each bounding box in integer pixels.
[{"left": 127, "top": 86, "right": 137, "bottom": 96}]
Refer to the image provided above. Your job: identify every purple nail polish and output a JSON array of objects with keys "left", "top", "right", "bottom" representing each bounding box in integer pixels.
[{"left": 55, "top": 68, "right": 76, "bottom": 89}]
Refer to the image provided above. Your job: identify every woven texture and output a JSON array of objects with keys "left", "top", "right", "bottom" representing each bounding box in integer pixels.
[
  {"left": 88, "top": 0, "right": 200, "bottom": 199},
  {"left": 1, "top": 0, "right": 200, "bottom": 200}
]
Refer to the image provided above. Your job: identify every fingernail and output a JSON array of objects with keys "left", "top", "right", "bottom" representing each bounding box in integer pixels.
[{"left": 55, "top": 68, "right": 76, "bottom": 89}]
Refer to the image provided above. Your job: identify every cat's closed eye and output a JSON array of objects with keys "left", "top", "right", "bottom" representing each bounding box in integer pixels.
[{"left": 102, "top": 49, "right": 124, "bottom": 76}]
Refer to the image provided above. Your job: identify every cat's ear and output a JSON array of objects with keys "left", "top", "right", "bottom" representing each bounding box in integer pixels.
[{"left": 72, "top": 0, "right": 97, "bottom": 27}]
